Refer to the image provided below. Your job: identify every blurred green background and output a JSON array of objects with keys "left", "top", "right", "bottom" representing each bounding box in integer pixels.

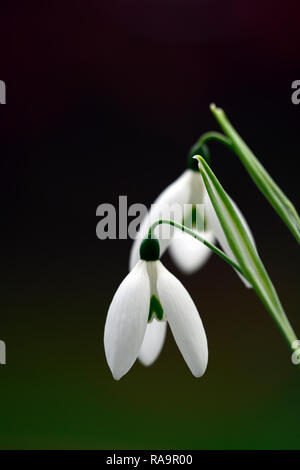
[{"left": 1, "top": 234, "right": 299, "bottom": 449}]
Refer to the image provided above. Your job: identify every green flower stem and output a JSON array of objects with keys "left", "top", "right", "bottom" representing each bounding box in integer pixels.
[
  {"left": 188, "top": 131, "right": 232, "bottom": 159},
  {"left": 196, "top": 155, "right": 298, "bottom": 351},
  {"left": 148, "top": 220, "right": 245, "bottom": 276},
  {"left": 208, "top": 104, "right": 300, "bottom": 244}
]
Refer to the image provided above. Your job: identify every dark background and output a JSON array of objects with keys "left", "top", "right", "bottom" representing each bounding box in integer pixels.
[{"left": 0, "top": 0, "right": 300, "bottom": 449}]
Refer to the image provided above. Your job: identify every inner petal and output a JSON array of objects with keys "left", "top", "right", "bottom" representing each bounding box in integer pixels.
[{"left": 146, "top": 261, "right": 165, "bottom": 322}]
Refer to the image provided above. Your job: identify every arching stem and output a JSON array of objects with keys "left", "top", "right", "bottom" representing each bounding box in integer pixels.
[
  {"left": 188, "top": 131, "right": 232, "bottom": 159},
  {"left": 148, "top": 219, "right": 246, "bottom": 278}
]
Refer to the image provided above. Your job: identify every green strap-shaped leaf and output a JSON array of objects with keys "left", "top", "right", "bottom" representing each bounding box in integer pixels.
[
  {"left": 195, "top": 155, "right": 297, "bottom": 350},
  {"left": 210, "top": 104, "right": 300, "bottom": 244}
]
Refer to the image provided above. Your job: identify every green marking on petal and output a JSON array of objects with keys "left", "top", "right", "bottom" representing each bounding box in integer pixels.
[
  {"left": 182, "top": 205, "right": 205, "bottom": 232},
  {"left": 192, "top": 205, "right": 205, "bottom": 232},
  {"left": 148, "top": 295, "right": 164, "bottom": 322}
]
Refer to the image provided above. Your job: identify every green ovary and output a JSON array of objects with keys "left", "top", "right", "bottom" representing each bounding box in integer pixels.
[{"left": 148, "top": 295, "right": 164, "bottom": 322}]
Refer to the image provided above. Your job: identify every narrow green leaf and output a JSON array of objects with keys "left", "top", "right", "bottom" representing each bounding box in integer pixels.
[
  {"left": 195, "top": 155, "right": 297, "bottom": 349},
  {"left": 210, "top": 104, "right": 300, "bottom": 244}
]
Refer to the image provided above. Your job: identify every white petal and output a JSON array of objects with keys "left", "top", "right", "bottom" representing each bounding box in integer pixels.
[
  {"left": 205, "top": 190, "right": 255, "bottom": 288},
  {"left": 189, "top": 170, "right": 206, "bottom": 205},
  {"left": 138, "top": 319, "right": 167, "bottom": 366},
  {"left": 104, "top": 260, "right": 150, "bottom": 380},
  {"left": 129, "top": 170, "right": 195, "bottom": 271},
  {"left": 156, "top": 261, "right": 208, "bottom": 377},
  {"left": 169, "top": 229, "right": 215, "bottom": 274}
]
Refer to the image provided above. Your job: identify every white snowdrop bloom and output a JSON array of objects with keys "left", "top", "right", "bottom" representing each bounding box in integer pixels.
[
  {"left": 129, "top": 166, "right": 205, "bottom": 271},
  {"left": 129, "top": 154, "right": 255, "bottom": 286},
  {"left": 129, "top": 155, "right": 256, "bottom": 367},
  {"left": 104, "top": 238, "right": 208, "bottom": 380}
]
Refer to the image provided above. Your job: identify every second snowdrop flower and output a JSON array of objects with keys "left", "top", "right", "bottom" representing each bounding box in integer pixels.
[
  {"left": 104, "top": 238, "right": 208, "bottom": 380},
  {"left": 129, "top": 153, "right": 207, "bottom": 271},
  {"left": 129, "top": 153, "right": 255, "bottom": 287}
]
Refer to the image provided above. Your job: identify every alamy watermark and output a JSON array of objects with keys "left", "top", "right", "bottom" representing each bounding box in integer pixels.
[
  {"left": 96, "top": 196, "right": 205, "bottom": 240},
  {"left": 291, "top": 80, "right": 300, "bottom": 105},
  {"left": 291, "top": 340, "right": 300, "bottom": 365},
  {"left": 0, "top": 80, "right": 6, "bottom": 104},
  {"left": 0, "top": 340, "right": 6, "bottom": 365}
]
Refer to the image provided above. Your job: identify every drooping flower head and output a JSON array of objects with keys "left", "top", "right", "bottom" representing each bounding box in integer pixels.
[
  {"left": 104, "top": 237, "right": 208, "bottom": 380},
  {"left": 129, "top": 150, "right": 255, "bottom": 282}
]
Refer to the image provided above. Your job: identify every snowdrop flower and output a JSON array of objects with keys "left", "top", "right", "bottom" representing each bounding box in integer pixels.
[
  {"left": 104, "top": 238, "right": 208, "bottom": 380},
  {"left": 129, "top": 155, "right": 205, "bottom": 272},
  {"left": 129, "top": 154, "right": 255, "bottom": 367},
  {"left": 130, "top": 153, "right": 255, "bottom": 284}
]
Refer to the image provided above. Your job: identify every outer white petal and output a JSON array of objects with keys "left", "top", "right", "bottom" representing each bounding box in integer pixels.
[
  {"left": 189, "top": 170, "right": 206, "bottom": 206},
  {"left": 205, "top": 190, "right": 255, "bottom": 288},
  {"left": 104, "top": 260, "right": 150, "bottom": 380},
  {"left": 156, "top": 261, "right": 208, "bottom": 377},
  {"left": 138, "top": 319, "right": 167, "bottom": 366},
  {"left": 129, "top": 170, "right": 195, "bottom": 271},
  {"left": 169, "top": 229, "right": 215, "bottom": 274}
]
